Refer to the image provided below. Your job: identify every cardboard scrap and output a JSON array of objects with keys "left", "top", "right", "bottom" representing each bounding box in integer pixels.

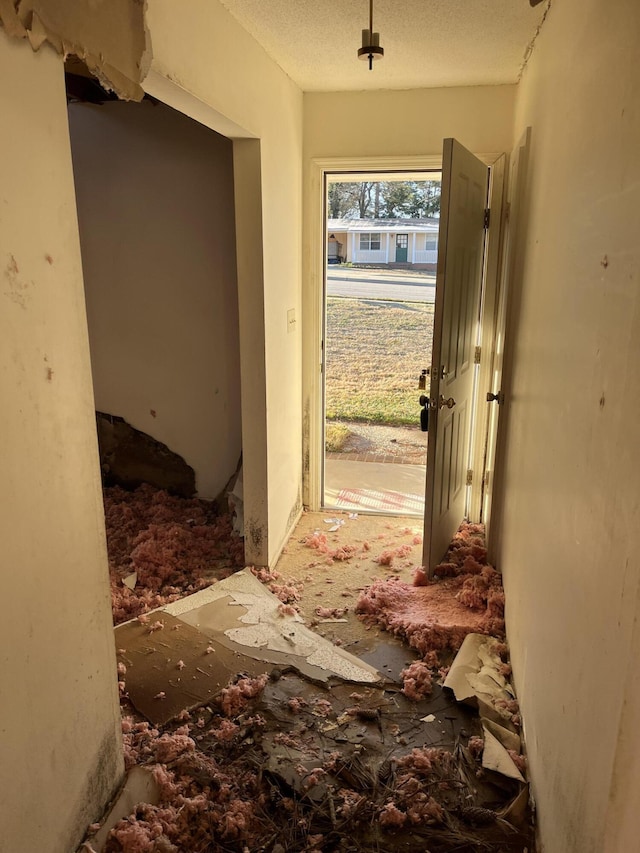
[
  {"left": 481, "top": 727, "right": 525, "bottom": 782},
  {"left": 444, "top": 633, "right": 526, "bottom": 780},
  {"left": 444, "top": 633, "right": 512, "bottom": 704},
  {"left": 115, "top": 611, "right": 270, "bottom": 726},
  {"left": 164, "top": 569, "right": 381, "bottom": 685},
  {"left": 82, "top": 766, "right": 159, "bottom": 853},
  {"left": 122, "top": 572, "right": 137, "bottom": 590}
]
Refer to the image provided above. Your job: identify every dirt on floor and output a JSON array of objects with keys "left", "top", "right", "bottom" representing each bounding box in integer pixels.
[{"left": 89, "top": 487, "right": 532, "bottom": 853}]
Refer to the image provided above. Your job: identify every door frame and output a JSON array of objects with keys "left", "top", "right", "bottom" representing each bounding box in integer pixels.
[{"left": 303, "top": 153, "right": 506, "bottom": 515}]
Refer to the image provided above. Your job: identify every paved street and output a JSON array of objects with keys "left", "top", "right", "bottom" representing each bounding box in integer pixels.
[{"left": 326, "top": 266, "right": 436, "bottom": 303}]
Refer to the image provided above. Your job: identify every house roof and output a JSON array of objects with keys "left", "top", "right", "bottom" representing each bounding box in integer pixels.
[{"left": 327, "top": 218, "right": 439, "bottom": 234}]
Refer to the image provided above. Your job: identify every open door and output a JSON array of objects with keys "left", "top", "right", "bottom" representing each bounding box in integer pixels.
[
  {"left": 423, "top": 139, "right": 489, "bottom": 573},
  {"left": 485, "top": 129, "right": 531, "bottom": 565}
]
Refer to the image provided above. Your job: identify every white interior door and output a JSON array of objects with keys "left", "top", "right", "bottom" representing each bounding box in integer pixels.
[
  {"left": 423, "top": 139, "right": 489, "bottom": 573},
  {"left": 485, "top": 129, "right": 531, "bottom": 564}
]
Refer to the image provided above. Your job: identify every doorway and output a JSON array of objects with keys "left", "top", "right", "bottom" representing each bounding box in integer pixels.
[
  {"left": 395, "top": 233, "right": 409, "bottom": 263},
  {"left": 321, "top": 172, "right": 441, "bottom": 517}
]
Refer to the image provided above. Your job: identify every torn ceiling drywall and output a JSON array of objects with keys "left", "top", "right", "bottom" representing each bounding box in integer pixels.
[{"left": 0, "top": 0, "right": 150, "bottom": 100}]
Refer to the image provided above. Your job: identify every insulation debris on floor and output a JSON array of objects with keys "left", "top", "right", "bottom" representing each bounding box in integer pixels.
[
  {"left": 105, "top": 484, "right": 244, "bottom": 624},
  {"left": 85, "top": 502, "right": 533, "bottom": 852}
]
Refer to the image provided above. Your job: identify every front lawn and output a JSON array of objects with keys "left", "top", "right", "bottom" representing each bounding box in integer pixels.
[{"left": 324, "top": 296, "right": 434, "bottom": 426}]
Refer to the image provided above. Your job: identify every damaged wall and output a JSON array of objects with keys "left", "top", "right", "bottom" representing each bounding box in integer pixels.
[
  {"left": 497, "top": 0, "right": 640, "bottom": 850},
  {"left": 68, "top": 99, "right": 242, "bottom": 500},
  {"left": 0, "top": 0, "right": 149, "bottom": 99},
  {"left": 146, "top": 0, "right": 304, "bottom": 563},
  {"left": 0, "top": 33, "right": 123, "bottom": 853}
]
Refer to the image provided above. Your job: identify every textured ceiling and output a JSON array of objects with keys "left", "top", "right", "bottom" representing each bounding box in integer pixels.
[{"left": 218, "top": 0, "right": 546, "bottom": 92}]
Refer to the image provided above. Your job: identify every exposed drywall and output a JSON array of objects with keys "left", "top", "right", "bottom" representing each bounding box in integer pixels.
[
  {"left": 68, "top": 99, "right": 242, "bottom": 500},
  {"left": 0, "top": 0, "right": 149, "bottom": 99},
  {"left": 498, "top": 1, "right": 640, "bottom": 850},
  {"left": 146, "top": 0, "right": 304, "bottom": 564},
  {"left": 0, "top": 33, "right": 123, "bottom": 853}
]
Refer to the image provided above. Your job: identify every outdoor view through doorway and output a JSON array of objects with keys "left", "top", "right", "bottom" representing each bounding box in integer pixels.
[{"left": 323, "top": 172, "right": 441, "bottom": 516}]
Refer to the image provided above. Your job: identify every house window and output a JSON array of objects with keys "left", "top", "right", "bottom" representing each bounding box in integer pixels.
[
  {"left": 424, "top": 238, "right": 438, "bottom": 250},
  {"left": 359, "top": 233, "right": 381, "bottom": 251}
]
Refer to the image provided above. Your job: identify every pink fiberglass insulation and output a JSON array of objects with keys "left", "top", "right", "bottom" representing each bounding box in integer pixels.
[
  {"left": 375, "top": 544, "right": 413, "bottom": 566},
  {"left": 357, "top": 522, "right": 505, "bottom": 657},
  {"left": 105, "top": 484, "right": 244, "bottom": 624},
  {"left": 468, "top": 736, "right": 484, "bottom": 760},
  {"left": 303, "top": 531, "right": 361, "bottom": 562},
  {"left": 379, "top": 802, "right": 407, "bottom": 828},
  {"left": 269, "top": 582, "right": 303, "bottom": 604},
  {"left": 400, "top": 661, "right": 434, "bottom": 700},
  {"left": 219, "top": 674, "right": 269, "bottom": 717},
  {"left": 356, "top": 576, "right": 504, "bottom": 656},
  {"left": 112, "top": 714, "right": 269, "bottom": 852},
  {"left": 315, "top": 606, "right": 347, "bottom": 618}
]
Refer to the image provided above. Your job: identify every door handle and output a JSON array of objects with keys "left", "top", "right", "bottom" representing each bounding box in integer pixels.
[
  {"left": 439, "top": 395, "right": 456, "bottom": 409},
  {"left": 431, "top": 395, "right": 456, "bottom": 410}
]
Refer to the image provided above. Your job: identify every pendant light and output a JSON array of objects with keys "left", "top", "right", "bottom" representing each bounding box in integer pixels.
[{"left": 357, "top": 0, "right": 384, "bottom": 70}]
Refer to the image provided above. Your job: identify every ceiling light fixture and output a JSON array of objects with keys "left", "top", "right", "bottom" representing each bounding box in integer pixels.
[{"left": 358, "top": 0, "right": 384, "bottom": 70}]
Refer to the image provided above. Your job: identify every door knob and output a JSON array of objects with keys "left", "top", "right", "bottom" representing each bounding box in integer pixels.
[{"left": 438, "top": 395, "right": 456, "bottom": 409}]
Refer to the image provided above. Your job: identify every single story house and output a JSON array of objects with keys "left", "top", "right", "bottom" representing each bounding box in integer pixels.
[{"left": 327, "top": 218, "right": 439, "bottom": 268}]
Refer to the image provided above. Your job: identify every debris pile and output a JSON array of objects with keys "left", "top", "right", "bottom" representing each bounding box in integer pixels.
[
  {"left": 105, "top": 484, "right": 244, "bottom": 624},
  {"left": 91, "top": 663, "right": 530, "bottom": 853},
  {"left": 356, "top": 522, "right": 505, "bottom": 659},
  {"left": 84, "top": 518, "right": 532, "bottom": 853}
]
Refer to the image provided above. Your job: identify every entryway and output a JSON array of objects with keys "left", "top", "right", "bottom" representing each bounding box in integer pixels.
[
  {"left": 308, "top": 144, "right": 508, "bottom": 574},
  {"left": 321, "top": 172, "right": 441, "bottom": 517}
]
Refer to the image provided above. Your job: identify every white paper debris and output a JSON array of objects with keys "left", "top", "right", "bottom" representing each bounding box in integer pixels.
[
  {"left": 481, "top": 727, "right": 525, "bottom": 782},
  {"left": 164, "top": 569, "right": 380, "bottom": 684},
  {"left": 420, "top": 714, "right": 436, "bottom": 723},
  {"left": 122, "top": 572, "right": 137, "bottom": 590}
]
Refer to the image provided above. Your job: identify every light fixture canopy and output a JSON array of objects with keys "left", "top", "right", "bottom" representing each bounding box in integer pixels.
[{"left": 357, "top": 0, "right": 384, "bottom": 70}]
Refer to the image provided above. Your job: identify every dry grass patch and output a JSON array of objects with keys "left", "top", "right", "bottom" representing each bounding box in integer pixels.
[
  {"left": 325, "top": 296, "right": 434, "bottom": 426},
  {"left": 325, "top": 422, "right": 352, "bottom": 452}
]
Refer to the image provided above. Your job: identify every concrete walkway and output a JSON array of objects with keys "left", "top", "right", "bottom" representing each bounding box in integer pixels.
[{"left": 324, "top": 458, "right": 426, "bottom": 517}]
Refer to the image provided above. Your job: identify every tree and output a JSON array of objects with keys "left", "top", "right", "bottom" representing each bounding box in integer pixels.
[{"left": 328, "top": 179, "right": 441, "bottom": 220}]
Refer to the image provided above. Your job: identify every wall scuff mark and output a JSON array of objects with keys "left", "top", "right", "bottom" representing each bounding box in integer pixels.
[{"left": 0, "top": 0, "right": 150, "bottom": 99}]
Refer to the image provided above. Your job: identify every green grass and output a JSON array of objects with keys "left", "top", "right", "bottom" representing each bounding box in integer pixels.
[{"left": 325, "top": 296, "right": 434, "bottom": 426}]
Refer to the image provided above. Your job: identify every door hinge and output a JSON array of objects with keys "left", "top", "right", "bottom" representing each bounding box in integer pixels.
[
  {"left": 483, "top": 208, "right": 490, "bottom": 229},
  {"left": 474, "top": 345, "right": 481, "bottom": 365},
  {"left": 466, "top": 469, "right": 473, "bottom": 486}
]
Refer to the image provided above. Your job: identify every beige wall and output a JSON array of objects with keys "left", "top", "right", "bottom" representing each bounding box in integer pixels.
[
  {"left": 146, "top": 0, "right": 304, "bottom": 563},
  {"left": 304, "top": 85, "right": 516, "bottom": 161},
  {"left": 0, "top": 33, "right": 123, "bottom": 853},
  {"left": 68, "top": 99, "right": 242, "bottom": 499},
  {"left": 498, "top": 1, "right": 640, "bottom": 850}
]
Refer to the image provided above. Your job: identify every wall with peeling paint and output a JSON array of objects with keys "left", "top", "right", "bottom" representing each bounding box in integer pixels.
[
  {"left": 497, "top": 0, "right": 640, "bottom": 851},
  {"left": 68, "top": 99, "right": 242, "bottom": 500},
  {"left": 0, "top": 0, "right": 149, "bottom": 99},
  {"left": 0, "top": 33, "right": 123, "bottom": 853},
  {"left": 145, "top": 0, "right": 304, "bottom": 565}
]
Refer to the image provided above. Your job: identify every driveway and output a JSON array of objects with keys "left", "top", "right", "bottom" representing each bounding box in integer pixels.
[{"left": 326, "top": 266, "right": 436, "bottom": 303}]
